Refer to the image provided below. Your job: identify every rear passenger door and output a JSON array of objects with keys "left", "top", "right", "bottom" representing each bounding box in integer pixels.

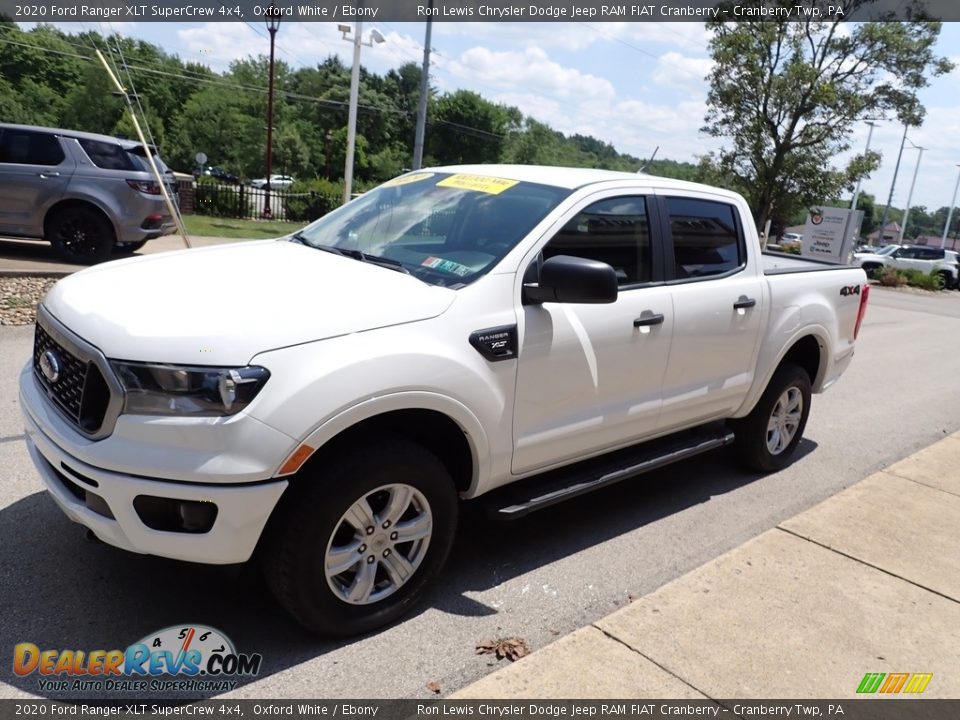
[
  {"left": 0, "top": 128, "right": 72, "bottom": 237},
  {"left": 657, "top": 194, "right": 766, "bottom": 430}
]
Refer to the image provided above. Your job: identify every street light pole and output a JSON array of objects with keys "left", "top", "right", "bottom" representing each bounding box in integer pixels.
[
  {"left": 340, "top": 23, "right": 385, "bottom": 205},
  {"left": 263, "top": 11, "right": 281, "bottom": 219},
  {"left": 850, "top": 120, "right": 877, "bottom": 213},
  {"left": 412, "top": 4, "right": 433, "bottom": 170},
  {"left": 877, "top": 124, "right": 909, "bottom": 246},
  {"left": 941, "top": 165, "right": 960, "bottom": 249},
  {"left": 899, "top": 141, "right": 924, "bottom": 243}
]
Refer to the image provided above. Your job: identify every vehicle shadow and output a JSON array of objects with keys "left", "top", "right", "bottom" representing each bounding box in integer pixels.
[
  {"left": 0, "top": 237, "right": 85, "bottom": 269},
  {"left": 0, "top": 440, "right": 816, "bottom": 699}
]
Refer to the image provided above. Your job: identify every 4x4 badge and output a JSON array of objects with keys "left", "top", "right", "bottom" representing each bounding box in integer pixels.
[{"left": 39, "top": 350, "right": 61, "bottom": 383}]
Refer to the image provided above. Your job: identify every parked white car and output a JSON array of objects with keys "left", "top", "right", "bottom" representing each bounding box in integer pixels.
[
  {"left": 20, "top": 165, "right": 870, "bottom": 636},
  {"left": 250, "top": 174, "right": 294, "bottom": 189},
  {"left": 853, "top": 244, "right": 959, "bottom": 289}
]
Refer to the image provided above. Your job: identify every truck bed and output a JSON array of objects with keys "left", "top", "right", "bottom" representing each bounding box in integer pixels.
[{"left": 762, "top": 251, "right": 853, "bottom": 275}]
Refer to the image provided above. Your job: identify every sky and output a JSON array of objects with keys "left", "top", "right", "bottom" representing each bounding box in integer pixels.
[{"left": 22, "top": 19, "right": 960, "bottom": 213}]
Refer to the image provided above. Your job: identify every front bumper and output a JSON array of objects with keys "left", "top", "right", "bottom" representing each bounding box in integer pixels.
[{"left": 20, "top": 364, "right": 290, "bottom": 564}]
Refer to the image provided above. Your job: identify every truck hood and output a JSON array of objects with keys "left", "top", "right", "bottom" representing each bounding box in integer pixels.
[{"left": 43, "top": 240, "right": 456, "bottom": 365}]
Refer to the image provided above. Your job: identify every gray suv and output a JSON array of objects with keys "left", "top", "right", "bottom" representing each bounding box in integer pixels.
[{"left": 0, "top": 123, "right": 177, "bottom": 263}]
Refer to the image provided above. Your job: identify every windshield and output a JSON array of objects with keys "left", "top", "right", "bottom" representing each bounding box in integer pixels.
[
  {"left": 873, "top": 245, "right": 899, "bottom": 256},
  {"left": 292, "top": 171, "right": 571, "bottom": 287}
]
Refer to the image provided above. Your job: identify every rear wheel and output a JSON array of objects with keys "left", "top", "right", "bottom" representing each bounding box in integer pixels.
[
  {"left": 936, "top": 270, "right": 952, "bottom": 290},
  {"left": 47, "top": 206, "right": 114, "bottom": 264},
  {"left": 732, "top": 363, "right": 812, "bottom": 473},
  {"left": 261, "top": 439, "right": 458, "bottom": 636},
  {"left": 861, "top": 263, "right": 882, "bottom": 279}
]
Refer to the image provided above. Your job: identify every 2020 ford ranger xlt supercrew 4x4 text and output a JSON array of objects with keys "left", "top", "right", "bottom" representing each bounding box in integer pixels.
[{"left": 20, "top": 166, "right": 869, "bottom": 635}]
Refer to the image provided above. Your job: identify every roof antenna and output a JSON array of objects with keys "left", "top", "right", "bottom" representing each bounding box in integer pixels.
[{"left": 639, "top": 145, "right": 659, "bottom": 174}]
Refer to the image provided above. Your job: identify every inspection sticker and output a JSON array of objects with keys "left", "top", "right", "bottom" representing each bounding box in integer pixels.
[
  {"left": 422, "top": 256, "right": 472, "bottom": 276},
  {"left": 382, "top": 172, "right": 435, "bottom": 187},
  {"left": 436, "top": 174, "right": 519, "bottom": 195}
]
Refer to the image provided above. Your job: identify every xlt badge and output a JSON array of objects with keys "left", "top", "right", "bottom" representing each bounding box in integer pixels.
[{"left": 469, "top": 325, "right": 518, "bottom": 362}]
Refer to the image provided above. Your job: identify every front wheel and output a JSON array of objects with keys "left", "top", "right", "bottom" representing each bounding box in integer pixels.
[
  {"left": 731, "top": 363, "right": 812, "bottom": 473},
  {"left": 261, "top": 439, "right": 458, "bottom": 636}
]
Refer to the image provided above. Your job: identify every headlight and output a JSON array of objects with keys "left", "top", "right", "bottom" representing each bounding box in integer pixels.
[{"left": 111, "top": 362, "right": 270, "bottom": 417}]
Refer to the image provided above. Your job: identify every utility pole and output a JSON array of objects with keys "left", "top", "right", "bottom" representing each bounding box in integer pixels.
[
  {"left": 341, "top": 22, "right": 385, "bottom": 204},
  {"left": 850, "top": 120, "right": 878, "bottom": 213},
  {"left": 877, "top": 124, "right": 909, "bottom": 246},
  {"left": 263, "top": 10, "right": 281, "bottom": 219},
  {"left": 412, "top": 3, "right": 433, "bottom": 170},
  {"left": 899, "top": 142, "right": 924, "bottom": 243},
  {"left": 941, "top": 166, "right": 960, "bottom": 249}
]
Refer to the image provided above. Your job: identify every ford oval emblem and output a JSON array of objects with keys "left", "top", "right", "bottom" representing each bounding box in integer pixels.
[{"left": 40, "top": 350, "right": 61, "bottom": 384}]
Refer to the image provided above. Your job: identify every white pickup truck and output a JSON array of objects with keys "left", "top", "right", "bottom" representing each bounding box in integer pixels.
[{"left": 20, "top": 165, "right": 869, "bottom": 635}]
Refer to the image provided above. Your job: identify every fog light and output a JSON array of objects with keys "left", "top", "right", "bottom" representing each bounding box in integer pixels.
[{"left": 133, "top": 495, "right": 218, "bottom": 533}]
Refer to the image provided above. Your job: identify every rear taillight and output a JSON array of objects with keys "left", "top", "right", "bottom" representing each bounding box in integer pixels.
[
  {"left": 126, "top": 179, "right": 161, "bottom": 195},
  {"left": 854, "top": 284, "right": 870, "bottom": 339}
]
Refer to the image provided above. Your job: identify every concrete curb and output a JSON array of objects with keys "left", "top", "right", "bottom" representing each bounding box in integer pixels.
[{"left": 453, "top": 432, "right": 960, "bottom": 699}]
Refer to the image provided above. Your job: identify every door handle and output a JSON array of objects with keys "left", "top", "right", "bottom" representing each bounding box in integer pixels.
[
  {"left": 37, "top": 172, "right": 61, "bottom": 178},
  {"left": 733, "top": 297, "right": 757, "bottom": 310},
  {"left": 633, "top": 313, "right": 665, "bottom": 327}
]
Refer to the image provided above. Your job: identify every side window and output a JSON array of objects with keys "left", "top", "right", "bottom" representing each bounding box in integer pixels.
[
  {"left": 923, "top": 248, "right": 944, "bottom": 260},
  {"left": 542, "top": 196, "right": 651, "bottom": 286},
  {"left": 78, "top": 139, "right": 135, "bottom": 170},
  {"left": 897, "top": 247, "right": 918, "bottom": 259},
  {"left": 0, "top": 129, "right": 65, "bottom": 166},
  {"left": 666, "top": 197, "right": 743, "bottom": 279}
]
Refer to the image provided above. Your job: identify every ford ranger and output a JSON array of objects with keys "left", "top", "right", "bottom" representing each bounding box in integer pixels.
[{"left": 20, "top": 165, "right": 869, "bottom": 635}]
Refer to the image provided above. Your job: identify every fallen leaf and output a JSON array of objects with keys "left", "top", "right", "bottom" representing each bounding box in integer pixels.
[
  {"left": 426, "top": 681, "right": 441, "bottom": 695},
  {"left": 475, "top": 637, "right": 531, "bottom": 662}
]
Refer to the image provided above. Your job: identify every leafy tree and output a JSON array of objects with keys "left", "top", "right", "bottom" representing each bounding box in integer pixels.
[{"left": 702, "top": 2, "right": 952, "bottom": 232}]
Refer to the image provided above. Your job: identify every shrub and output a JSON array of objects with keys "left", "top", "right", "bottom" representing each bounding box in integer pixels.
[
  {"left": 193, "top": 177, "right": 251, "bottom": 218},
  {"left": 875, "top": 266, "right": 943, "bottom": 290},
  {"left": 284, "top": 178, "right": 343, "bottom": 223}
]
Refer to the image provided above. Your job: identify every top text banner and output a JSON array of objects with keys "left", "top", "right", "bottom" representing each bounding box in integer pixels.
[{"left": 2, "top": 0, "right": 959, "bottom": 22}]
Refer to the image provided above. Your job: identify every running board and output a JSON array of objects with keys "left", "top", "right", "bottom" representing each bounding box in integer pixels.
[{"left": 487, "top": 424, "right": 735, "bottom": 519}]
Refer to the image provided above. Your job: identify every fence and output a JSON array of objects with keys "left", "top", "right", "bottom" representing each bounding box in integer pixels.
[{"left": 190, "top": 181, "right": 341, "bottom": 223}]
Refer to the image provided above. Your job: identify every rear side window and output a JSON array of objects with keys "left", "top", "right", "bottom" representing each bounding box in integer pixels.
[
  {"left": 542, "top": 196, "right": 652, "bottom": 286},
  {"left": 0, "top": 129, "right": 65, "bottom": 166},
  {"left": 666, "top": 197, "right": 744, "bottom": 279},
  {"left": 78, "top": 139, "right": 138, "bottom": 170}
]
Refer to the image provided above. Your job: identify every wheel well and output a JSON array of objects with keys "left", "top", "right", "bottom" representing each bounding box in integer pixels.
[
  {"left": 44, "top": 199, "right": 116, "bottom": 240},
  {"left": 293, "top": 409, "right": 474, "bottom": 494},
  {"left": 780, "top": 335, "right": 821, "bottom": 386}
]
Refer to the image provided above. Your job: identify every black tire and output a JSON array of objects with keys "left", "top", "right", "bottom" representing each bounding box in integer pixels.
[
  {"left": 47, "top": 206, "right": 115, "bottom": 264},
  {"left": 261, "top": 439, "right": 458, "bottom": 636},
  {"left": 113, "top": 240, "right": 148, "bottom": 255},
  {"left": 936, "top": 271, "right": 951, "bottom": 291},
  {"left": 861, "top": 263, "right": 881, "bottom": 279},
  {"left": 731, "top": 363, "right": 812, "bottom": 473}
]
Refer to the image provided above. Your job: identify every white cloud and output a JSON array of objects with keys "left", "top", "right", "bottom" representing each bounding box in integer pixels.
[
  {"left": 438, "top": 45, "right": 615, "bottom": 101},
  {"left": 652, "top": 52, "right": 713, "bottom": 91}
]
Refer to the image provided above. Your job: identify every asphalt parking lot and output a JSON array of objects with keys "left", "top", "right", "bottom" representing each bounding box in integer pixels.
[{"left": 1, "top": 288, "right": 959, "bottom": 700}]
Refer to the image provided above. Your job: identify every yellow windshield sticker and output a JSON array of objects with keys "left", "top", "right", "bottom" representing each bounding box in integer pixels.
[
  {"left": 437, "top": 174, "right": 519, "bottom": 195},
  {"left": 382, "top": 172, "right": 435, "bottom": 187}
]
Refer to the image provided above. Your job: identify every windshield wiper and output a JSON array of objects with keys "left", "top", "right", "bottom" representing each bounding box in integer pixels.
[{"left": 305, "top": 242, "right": 411, "bottom": 275}]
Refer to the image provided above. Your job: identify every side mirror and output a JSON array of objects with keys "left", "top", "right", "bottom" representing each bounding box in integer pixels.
[{"left": 523, "top": 255, "right": 618, "bottom": 304}]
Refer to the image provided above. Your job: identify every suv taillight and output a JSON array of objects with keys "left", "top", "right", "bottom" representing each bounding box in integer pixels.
[
  {"left": 854, "top": 284, "right": 870, "bottom": 340},
  {"left": 126, "top": 179, "right": 161, "bottom": 195}
]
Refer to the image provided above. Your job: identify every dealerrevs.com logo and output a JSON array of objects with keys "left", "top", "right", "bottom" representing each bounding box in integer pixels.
[{"left": 13, "top": 625, "right": 262, "bottom": 693}]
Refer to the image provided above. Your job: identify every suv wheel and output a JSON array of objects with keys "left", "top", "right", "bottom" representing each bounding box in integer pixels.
[
  {"left": 261, "top": 439, "right": 458, "bottom": 636},
  {"left": 48, "top": 206, "right": 115, "bottom": 264}
]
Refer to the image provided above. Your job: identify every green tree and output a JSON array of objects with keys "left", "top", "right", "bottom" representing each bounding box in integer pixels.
[{"left": 702, "top": 3, "right": 952, "bottom": 232}]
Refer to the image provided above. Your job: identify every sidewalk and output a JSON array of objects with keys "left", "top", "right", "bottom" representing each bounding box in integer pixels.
[
  {"left": 453, "top": 433, "right": 960, "bottom": 699},
  {"left": 0, "top": 234, "right": 238, "bottom": 276}
]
